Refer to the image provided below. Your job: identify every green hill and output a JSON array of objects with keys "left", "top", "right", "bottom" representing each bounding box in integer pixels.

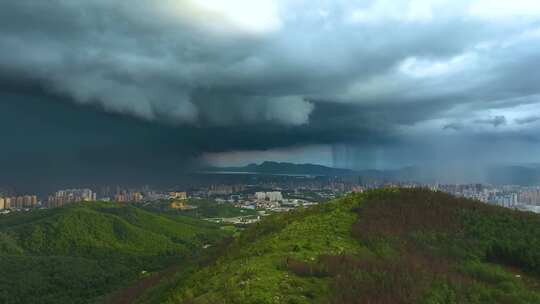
[
  {"left": 0, "top": 202, "right": 230, "bottom": 304},
  {"left": 147, "top": 189, "right": 540, "bottom": 304}
]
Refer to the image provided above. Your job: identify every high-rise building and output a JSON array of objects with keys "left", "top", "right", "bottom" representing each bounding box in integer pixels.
[
  {"left": 0, "top": 197, "right": 4, "bottom": 210},
  {"left": 255, "top": 191, "right": 283, "bottom": 202},
  {"left": 267, "top": 191, "right": 283, "bottom": 202},
  {"left": 15, "top": 196, "right": 24, "bottom": 209},
  {"left": 23, "top": 195, "right": 32, "bottom": 208},
  {"left": 519, "top": 190, "right": 540, "bottom": 204}
]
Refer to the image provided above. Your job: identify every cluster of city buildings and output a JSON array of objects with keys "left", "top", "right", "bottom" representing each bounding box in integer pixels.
[
  {"left": 190, "top": 184, "right": 246, "bottom": 197},
  {"left": 4, "top": 175, "right": 540, "bottom": 215},
  {"left": 248, "top": 191, "right": 284, "bottom": 209},
  {"left": 430, "top": 184, "right": 540, "bottom": 213},
  {"left": 0, "top": 195, "right": 38, "bottom": 211},
  {"left": 113, "top": 191, "right": 143, "bottom": 203},
  {"left": 255, "top": 191, "right": 283, "bottom": 202},
  {"left": 224, "top": 190, "right": 315, "bottom": 213},
  {"left": 47, "top": 189, "right": 96, "bottom": 208},
  {"left": 517, "top": 188, "right": 540, "bottom": 205}
]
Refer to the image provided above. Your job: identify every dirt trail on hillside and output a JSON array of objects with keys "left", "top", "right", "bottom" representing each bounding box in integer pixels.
[{"left": 109, "top": 266, "right": 178, "bottom": 304}]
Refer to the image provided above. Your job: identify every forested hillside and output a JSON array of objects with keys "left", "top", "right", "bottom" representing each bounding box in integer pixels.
[
  {"left": 0, "top": 202, "right": 230, "bottom": 304},
  {"left": 3, "top": 190, "right": 540, "bottom": 304},
  {"left": 148, "top": 189, "right": 540, "bottom": 304}
]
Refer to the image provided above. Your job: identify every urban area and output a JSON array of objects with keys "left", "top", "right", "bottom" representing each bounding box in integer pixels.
[{"left": 2, "top": 175, "right": 540, "bottom": 219}]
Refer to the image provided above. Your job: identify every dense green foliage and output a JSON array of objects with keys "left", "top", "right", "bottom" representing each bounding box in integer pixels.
[
  {"left": 0, "top": 202, "right": 230, "bottom": 304},
  {"left": 150, "top": 189, "right": 540, "bottom": 304}
]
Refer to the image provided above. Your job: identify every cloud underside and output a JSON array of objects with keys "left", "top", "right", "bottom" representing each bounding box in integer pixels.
[{"left": 1, "top": 0, "right": 540, "bottom": 165}]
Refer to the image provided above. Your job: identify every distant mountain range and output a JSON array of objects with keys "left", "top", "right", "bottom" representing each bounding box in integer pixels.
[
  {"left": 207, "top": 161, "right": 540, "bottom": 185},
  {"left": 208, "top": 161, "right": 356, "bottom": 176}
]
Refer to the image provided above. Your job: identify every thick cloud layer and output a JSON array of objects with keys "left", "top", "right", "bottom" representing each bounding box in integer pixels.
[{"left": 2, "top": 0, "right": 540, "bottom": 187}]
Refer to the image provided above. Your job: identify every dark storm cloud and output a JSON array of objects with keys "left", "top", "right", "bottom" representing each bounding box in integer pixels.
[
  {"left": 0, "top": 1, "right": 516, "bottom": 125},
  {"left": 1, "top": 0, "right": 540, "bottom": 182}
]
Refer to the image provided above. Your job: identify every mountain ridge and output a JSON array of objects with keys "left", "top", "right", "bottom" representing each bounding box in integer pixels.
[{"left": 208, "top": 161, "right": 357, "bottom": 176}]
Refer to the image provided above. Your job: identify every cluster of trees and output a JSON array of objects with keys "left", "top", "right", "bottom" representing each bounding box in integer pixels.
[{"left": 289, "top": 189, "right": 540, "bottom": 303}]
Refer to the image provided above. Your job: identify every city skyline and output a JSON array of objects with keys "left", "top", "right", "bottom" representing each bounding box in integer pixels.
[{"left": 4, "top": 174, "right": 540, "bottom": 214}]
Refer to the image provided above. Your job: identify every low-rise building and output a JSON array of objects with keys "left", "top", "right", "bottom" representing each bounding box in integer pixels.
[{"left": 169, "top": 191, "right": 188, "bottom": 200}]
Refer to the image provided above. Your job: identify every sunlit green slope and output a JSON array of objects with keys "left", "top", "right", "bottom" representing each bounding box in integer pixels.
[{"left": 153, "top": 189, "right": 540, "bottom": 304}]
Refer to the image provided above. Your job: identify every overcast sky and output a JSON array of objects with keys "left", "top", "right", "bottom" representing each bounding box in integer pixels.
[{"left": 2, "top": 0, "right": 540, "bottom": 189}]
